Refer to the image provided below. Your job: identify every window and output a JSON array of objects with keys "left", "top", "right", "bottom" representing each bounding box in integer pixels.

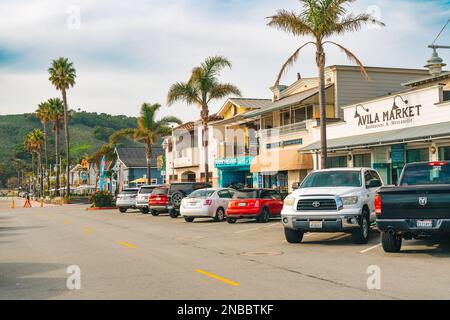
[
  {"left": 401, "top": 163, "right": 450, "bottom": 186},
  {"left": 407, "top": 148, "right": 429, "bottom": 163},
  {"left": 444, "top": 91, "right": 450, "bottom": 102},
  {"left": 371, "top": 171, "right": 383, "bottom": 185},
  {"left": 218, "top": 190, "right": 232, "bottom": 199},
  {"left": 302, "top": 171, "right": 362, "bottom": 188},
  {"left": 354, "top": 154, "right": 371, "bottom": 168},
  {"left": 326, "top": 156, "right": 348, "bottom": 168},
  {"left": 306, "top": 105, "right": 314, "bottom": 119},
  {"left": 151, "top": 179, "right": 158, "bottom": 185},
  {"left": 261, "top": 190, "right": 278, "bottom": 199},
  {"left": 280, "top": 109, "right": 291, "bottom": 126},
  {"left": 439, "top": 146, "right": 450, "bottom": 160},
  {"left": 293, "top": 107, "right": 307, "bottom": 123},
  {"left": 262, "top": 116, "right": 273, "bottom": 130}
]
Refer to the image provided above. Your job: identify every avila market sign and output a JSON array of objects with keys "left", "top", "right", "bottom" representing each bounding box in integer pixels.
[{"left": 356, "top": 96, "right": 422, "bottom": 130}]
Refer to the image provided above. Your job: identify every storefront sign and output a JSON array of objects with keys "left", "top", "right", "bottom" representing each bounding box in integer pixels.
[
  {"left": 391, "top": 144, "right": 405, "bottom": 164},
  {"left": 266, "top": 138, "right": 303, "bottom": 149},
  {"left": 215, "top": 156, "right": 253, "bottom": 168},
  {"left": 357, "top": 104, "right": 422, "bottom": 130}
]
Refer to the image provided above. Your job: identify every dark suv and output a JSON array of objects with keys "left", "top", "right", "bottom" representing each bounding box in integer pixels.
[{"left": 167, "top": 182, "right": 212, "bottom": 218}]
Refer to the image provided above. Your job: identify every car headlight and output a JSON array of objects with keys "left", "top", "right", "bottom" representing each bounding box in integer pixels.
[
  {"left": 284, "top": 197, "right": 296, "bottom": 207},
  {"left": 341, "top": 196, "right": 359, "bottom": 206}
]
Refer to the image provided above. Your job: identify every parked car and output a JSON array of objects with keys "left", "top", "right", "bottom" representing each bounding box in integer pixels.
[
  {"left": 136, "top": 185, "right": 162, "bottom": 214},
  {"left": 281, "top": 168, "right": 383, "bottom": 244},
  {"left": 180, "top": 188, "right": 235, "bottom": 223},
  {"left": 116, "top": 188, "right": 140, "bottom": 213},
  {"left": 226, "top": 189, "right": 284, "bottom": 224},
  {"left": 149, "top": 186, "right": 170, "bottom": 216},
  {"left": 166, "top": 182, "right": 212, "bottom": 218},
  {"left": 376, "top": 161, "right": 450, "bottom": 253}
]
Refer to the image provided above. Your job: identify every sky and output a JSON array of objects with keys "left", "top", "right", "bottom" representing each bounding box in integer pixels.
[{"left": 0, "top": 0, "right": 449, "bottom": 122}]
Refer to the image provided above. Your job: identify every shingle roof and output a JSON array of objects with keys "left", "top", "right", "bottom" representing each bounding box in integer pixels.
[
  {"left": 116, "top": 147, "right": 163, "bottom": 168},
  {"left": 228, "top": 98, "right": 272, "bottom": 110}
]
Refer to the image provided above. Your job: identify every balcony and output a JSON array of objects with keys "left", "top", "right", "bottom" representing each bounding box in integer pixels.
[
  {"left": 174, "top": 148, "right": 199, "bottom": 168},
  {"left": 258, "top": 121, "right": 307, "bottom": 139}
]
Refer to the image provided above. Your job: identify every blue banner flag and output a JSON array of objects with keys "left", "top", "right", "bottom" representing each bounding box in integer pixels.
[{"left": 99, "top": 155, "right": 106, "bottom": 191}]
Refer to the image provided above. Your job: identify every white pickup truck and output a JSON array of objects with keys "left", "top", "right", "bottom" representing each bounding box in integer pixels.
[{"left": 281, "top": 168, "right": 383, "bottom": 244}]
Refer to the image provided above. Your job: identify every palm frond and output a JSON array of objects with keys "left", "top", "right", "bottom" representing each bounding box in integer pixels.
[
  {"left": 48, "top": 57, "right": 77, "bottom": 91},
  {"left": 274, "top": 41, "right": 316, "bottom": 86},
  {"left": 323, "top": 41, "right": 369, "bottom": 80},
  {"left": 109, "top": 128, "right": 136, "bottom": 145},
  {"left": 334, "top": 13, "right": 385, "bottom": 34},
  {"left": 157, "top": 116, "right": 182, "bottom": 126},
  {"left": 207, "top": 83, "right": 242, "bottom": 102},
  {"left": 267, "top": 9, "right": 314, "bottom": 37},
  {"left": 167, "top": 82, "right": 201, "bottom": 106},
  {"left": 201, "top": 56, "right": 232, "bottom": 78}
]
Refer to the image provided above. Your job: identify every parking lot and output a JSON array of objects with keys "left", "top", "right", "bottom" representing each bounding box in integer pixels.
[{"left": 0, "top": 197, "right": 449, "bottom": 300}]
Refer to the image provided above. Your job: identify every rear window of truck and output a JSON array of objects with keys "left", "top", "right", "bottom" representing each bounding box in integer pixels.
[{"left": 401, "top": 162, "right": 450, "bottom": 186}]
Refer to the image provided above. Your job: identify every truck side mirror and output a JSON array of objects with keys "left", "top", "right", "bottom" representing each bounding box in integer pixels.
[{"left": 292, "top": 182, "right": 300, "bottom": 190}]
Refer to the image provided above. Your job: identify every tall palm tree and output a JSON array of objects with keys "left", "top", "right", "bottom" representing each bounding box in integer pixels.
[
  {"left": 48, "top": 98, "right": 65, "bottom": 196},
  {"left": 25, "top": 130, "right": 45, "bottom": 196},
  {"left": 167, "top": 56, "right": 241, "bottom": 183},
  {"left": 24, "top": 134, "right": 36, "bottom": 194},
  {"left": 36, "top": 101, "right": 51, "bottom": 195},
  {"left": 110, "top": 103, "right": 182, "bottom": 185},
  {"left": 48, "top": 57, "right": 76, "bottom": 196},
  {"left": 267, "top": 0, "right": 384, "bottom": 169}
]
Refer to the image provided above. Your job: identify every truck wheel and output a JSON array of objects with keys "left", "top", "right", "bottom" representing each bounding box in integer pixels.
[
  {"left": 284, "top": 228, "right": 304, "bottom": 244},
  {"left": 151, "top": 210, "right": 159, "bottom": 216},
  {"left": 257, "top": 207, "right": 270, "bottom": 223},
  {"left": 140, "top": 207, "right": 150, "bottom": 214},
  {"left": 119, "top": 208, "right": 127, "bottom": 213},
  {"left": 351, "top": 211, "right": 370, "bottom": 244},
  {"left": 227, "top": 218, "right": 237, "bottom": 224},
  {"left": 169, "top": 209, "right": 179, "bottom": 219},
  {"left": 214, "top": 207, "right": 225, "bottom": 222},
  {"left": 184, "top": 216, "right": 195, "bottom": 223},
  {"left": 381, "top": 232, "right": 402, "bottom": 253}
]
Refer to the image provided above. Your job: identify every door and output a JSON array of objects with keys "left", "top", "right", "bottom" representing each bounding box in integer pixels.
[{"left": 365, "top": 170, "right": 383, "bottom": 221}]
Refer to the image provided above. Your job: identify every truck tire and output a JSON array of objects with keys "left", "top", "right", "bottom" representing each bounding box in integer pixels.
[
  {"left": 119, "top": 208, "right": 127, "bottom": 213},
  {"left": 140, "top": 207, "right": 150, "bottom": 214},
  {"left": 184, "top": 216, "right": 195, "bottom": 223},
  {"left": 151, "top": 210, "right": 160, "bottom": 216},
  {"left": 351, "top": 210, "right": 370, "bottom": 244},
  {"left": 284, "top": 228, "right": 304, "bottom": 244},
  {"left": 169, "top": 209, "right": 179, "bottom": 219},
  {"left": 381, "top": 231, "right": 402, "bottom": 253},
  {"left": 257, "top": 207, "right": 270, "bottom": 223}
]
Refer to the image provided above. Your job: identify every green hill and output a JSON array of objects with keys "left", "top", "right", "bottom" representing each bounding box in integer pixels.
[{"left": 0, "top": 111, "right": 139, "bottom": 187}]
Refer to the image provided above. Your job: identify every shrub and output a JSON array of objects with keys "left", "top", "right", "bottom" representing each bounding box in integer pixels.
[{"left": 89, "top": 191, "right": 115, "bottom": 208}]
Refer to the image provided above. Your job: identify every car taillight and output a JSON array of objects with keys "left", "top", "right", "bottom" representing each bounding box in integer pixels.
[
  {"left": 429, "top": 161, "right": 446, "bottom": 166},
  {"left": 374, "top": 195, "right": 382, "bottom": 215},
  {"left": 204, "top": 199, "right": 212, "bottom": 206}
]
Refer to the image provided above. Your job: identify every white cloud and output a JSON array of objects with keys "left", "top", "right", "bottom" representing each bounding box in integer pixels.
[{"left": 0, "top": 0, "right": 449, "bottom": 121}]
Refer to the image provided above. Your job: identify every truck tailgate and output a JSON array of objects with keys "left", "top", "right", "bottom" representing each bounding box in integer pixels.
[{"left": 379, "top": 186, "right": 450, "bottom": 219}]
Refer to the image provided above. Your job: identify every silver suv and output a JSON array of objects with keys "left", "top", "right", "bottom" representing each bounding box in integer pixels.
[{"left": 116, "top": 188, "right": 139, "bottom": 213}]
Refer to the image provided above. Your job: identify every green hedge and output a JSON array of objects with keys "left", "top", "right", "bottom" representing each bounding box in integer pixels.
[{"left": 89, "top": 191, "right": 115, "bottom": 208}]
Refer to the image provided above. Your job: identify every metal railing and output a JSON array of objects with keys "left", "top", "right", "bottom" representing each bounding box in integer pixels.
[{"left": 258, "top": 121, "right": 307, "bottom": 138}]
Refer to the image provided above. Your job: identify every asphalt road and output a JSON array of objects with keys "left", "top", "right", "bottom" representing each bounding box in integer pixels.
[{"left": 0, "top": 197, "right": 449, "bottom": 300}]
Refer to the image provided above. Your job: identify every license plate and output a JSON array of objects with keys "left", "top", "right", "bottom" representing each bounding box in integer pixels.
[
  {"left": 155, "top": 197, "right": 161, "bottom": 201},
  {"left": 310, "top": 221, "right": 323, "bottom": 229},
  {"left": 238, "top": 203, "right": 247, "bottom": 207},
  {"left": 416, "top": 220, "right": 433, "bottom": 228},
  {"left": 189, "top": 202, "right": 198, "bottom": 207}
]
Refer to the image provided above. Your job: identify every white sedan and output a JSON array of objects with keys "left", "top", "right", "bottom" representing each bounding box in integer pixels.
[{"left": 180, "top": 188, "right": 235, "bottom": 223}]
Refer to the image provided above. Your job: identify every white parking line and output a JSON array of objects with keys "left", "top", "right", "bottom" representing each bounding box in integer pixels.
[
  {"left": 360, "top": 243, "right": 382, "bottom": 254},
  {"left": 263, "top": 223, "right": 281, "bottom": 228},
  {"left": 234, "top": 227, "right": 261, "bottom": 234}
]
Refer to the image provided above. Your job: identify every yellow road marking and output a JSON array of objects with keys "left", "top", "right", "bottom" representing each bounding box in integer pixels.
[
  {"left": 196, "top": 269, "right": 240, "bottom": 287},
  {"left": 118, "top": 241, "right": 137, "bottom": 249},
  {"left": 64, "top": 219, "right": 71, "bottom": 225},
  {"left": 84, "top": 227, "right": 94, "bottom": 235}
]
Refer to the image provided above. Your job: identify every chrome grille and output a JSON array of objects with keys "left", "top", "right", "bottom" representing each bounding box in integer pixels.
[{"left": 297, "top": 199, "right": 337, "bottom": 211}]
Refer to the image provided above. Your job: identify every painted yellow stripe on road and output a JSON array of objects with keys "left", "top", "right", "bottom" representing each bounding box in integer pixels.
[
  {"left": 84, "top": 227, "right": 94, "bottom": 234},
  {"left": 118, "top": 241, "right": 137, "bottom": 249},
  {"left": 196, "top": 269, "right": 240, "bottom": 287},
  {"left": 64, "top": 219, "right": 71, "bottom": 225}
]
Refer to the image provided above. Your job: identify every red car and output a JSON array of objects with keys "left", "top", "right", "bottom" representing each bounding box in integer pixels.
[
  {"left": 226, "top": 189, "right": 284, "bottom": 224},
  {"left": 148, "top": 186, "right": 170, "bottom": 216}
]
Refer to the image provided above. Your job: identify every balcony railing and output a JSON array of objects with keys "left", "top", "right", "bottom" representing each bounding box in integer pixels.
[{"left": 258, "top": 121, "right": 307, "bottom": 139}]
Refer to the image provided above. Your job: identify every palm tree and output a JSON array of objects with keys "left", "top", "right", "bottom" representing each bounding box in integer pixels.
[
  {"left": 167, "top": 56, "right": 241, "bottom": 183},
  {"left": 110, "top": 103, "right": 182, "bottom": 185},
  {"left": 48, "top": 57, "right": 76, "bottom": 196},
  {"left": 48, "top": 98, "right": 65, "bottom": 196},
  {"left": 24, "top": 134, "right": 36, "bottom": 194},
  {"left": 25, "top": 129, "right": 45, "bottom": 196},
  {"left": 267, "top": 0, "right": 384, "bottom": 169},
  {"left": 36, "top": 101, "right": 51, "bottom": 195}
]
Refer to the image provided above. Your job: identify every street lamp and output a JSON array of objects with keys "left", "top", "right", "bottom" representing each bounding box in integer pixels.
[
  {"left": 392, "top": 95, "right": 408, "bottom": 111},
  {"left": 354, "top": 104, "right": 369, "bottom": 118}
]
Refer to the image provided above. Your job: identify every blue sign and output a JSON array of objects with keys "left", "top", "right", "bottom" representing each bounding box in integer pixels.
[
  {"left": 391, "top": 144, "right": 405, "bottom": 164},
  {"left": 99, "top": 155, "right": 106, "bottom": 191},
  {"left": 215, "top": 156, "right": 253, "bottom": 169}
]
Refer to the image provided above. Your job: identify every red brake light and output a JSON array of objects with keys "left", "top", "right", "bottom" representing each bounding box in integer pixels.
[
  {"left": 374, "top": 195, "right": 382, "bottom": 215},
  {"left": 429, "top": 162, "right": 446, "bottom": 166},
  {"left": 204, "top": 199, "right": 212, "bottom": 206}
]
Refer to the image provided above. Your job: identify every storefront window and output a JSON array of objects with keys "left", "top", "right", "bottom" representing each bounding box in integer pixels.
[
  {"left": 354, "top": 154, "right": 371, "bottom": 168},
  {"left": 281, "top": 109, "right": 291, "bottom": 126},
  {"left": 439, "top": 146, "right": 450, "bottom": 160},
  {"left": 407, "top": 148, "right": 429, "bottom": 163},
  {"left": 326, "top": 156, "right": 348, "bottom": 168}
]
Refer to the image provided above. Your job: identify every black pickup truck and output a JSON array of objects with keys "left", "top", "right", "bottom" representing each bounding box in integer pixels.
[{"left": 376, "top": 161, "right": 450, "bottom": 253}]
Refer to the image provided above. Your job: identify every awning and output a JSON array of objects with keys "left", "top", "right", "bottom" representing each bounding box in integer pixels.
[
  {"left": 251, "top": 149, "right": 313, "bottom": 173},
  {"left": 130, "top": 178, "right": 147, "bottom": 184},
  {"left": 300, "top": 120, "right": 450, "bottom": 152}
]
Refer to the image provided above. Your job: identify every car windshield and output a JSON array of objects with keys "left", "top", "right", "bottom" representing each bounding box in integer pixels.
[
  {"left": 139, "top": 187, "right": 154, "bottom": 194},
  {"left": 301, "top": 171, "right": 362, "bottom": 188},
  {"left": 233, "top": 190, "right": 259, "bottom": 199},
  {"left": 401, "top": 163, "right": 450, "bottom": 186},
  {"left": 152, "top": 188, "right": 168, "bottom": 195},
  {"left": 121, "top": 189, "right": 138, "bottom": 195},
  {"left": 188, "top": 189, "right": 215, "bottom": 198}
]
